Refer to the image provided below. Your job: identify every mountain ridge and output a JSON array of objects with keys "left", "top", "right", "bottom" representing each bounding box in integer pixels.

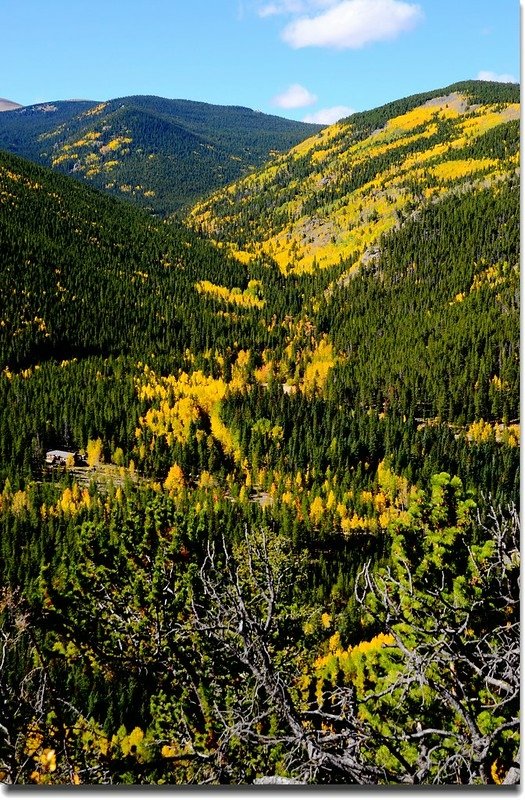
[{"left": 0, "top": 95, "right": 322, "bottom": 213}]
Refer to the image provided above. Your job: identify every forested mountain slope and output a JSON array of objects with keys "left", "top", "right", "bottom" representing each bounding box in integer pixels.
[
  {"left": 0, "top": 79, "right": 520, "bottom": 786},
  {"left": 0, "top": 97, "right": 321, "bottom": 214},
  {"left": 0, "top": 148, "right": 260, "bottom": 369},
  {"left": 189, "top": 80, "right": 519, "bottom": 272}
]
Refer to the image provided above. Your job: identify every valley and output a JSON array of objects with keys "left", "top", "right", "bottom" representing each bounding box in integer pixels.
[{"left": 0, "top": 80, "right": 519, "bottom": 786}]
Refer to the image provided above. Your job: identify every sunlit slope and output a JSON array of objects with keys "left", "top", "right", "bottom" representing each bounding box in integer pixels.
[{"left": 188, "top": 81, "right": 519, "bottom": 273}]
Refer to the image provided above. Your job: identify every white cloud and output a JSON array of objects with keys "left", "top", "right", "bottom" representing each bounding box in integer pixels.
[
  {"left": 272, "top": 83, "right": 318, "bottom": 108},
  {"left": 258, "top": 0, "right": 336, "bottom": 16},
  {"left": 476, "top": 70, "right": 517, "bottom": 84},
  {"left": 258, "top": 1, "right": 307, "bottom": 17},
  {"left": 303, "top": 105, "right": 354, "bottom": 123},
  {"left": 258, "top": 3, "right": 281, "bottom": 15},
  {"left": 281, "top": 0, "right": 423, "bottom": 49}
]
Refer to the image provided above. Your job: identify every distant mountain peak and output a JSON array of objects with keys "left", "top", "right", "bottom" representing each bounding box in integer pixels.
[{"left": 0, "top": 98, "right": 23, "bottom": 112}]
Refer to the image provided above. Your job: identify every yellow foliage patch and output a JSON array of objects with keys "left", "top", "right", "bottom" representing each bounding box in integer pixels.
[
  {"left": 430, "top": 158, "right": 497, "bottom": 182},
  {"left": 135, "top": 364, "right": 242, "bottom": 464},
  {"left": 52, "top": 152, "right": 77, "bottom": 166},
  {"left": 101, "top": 136, "right": 133, "bottom": 153},
  {"left": 195, "top": 279, "right": 265, "bottom": 309},
  {"left": 466, "top": 419, "right": 519, "bottom": 447},
  {"left": 299, "top": 337, "right": 338, "bottom": 394},
  {"left": 188, "top": 94, "right": 518, "bottom": 273},
  {"left": 71, "top": 131, "right": 102, "bottom": 148},
  {"left": 82, "top": 102, "right": 107, "bottom": 117},
  {"left": 312, "top": 631, "right": 395, "bottom": 696}
]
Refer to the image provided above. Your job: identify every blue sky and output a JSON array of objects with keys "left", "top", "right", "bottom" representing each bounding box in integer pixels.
[{"left": 1, "top": 0, "right": 520, "bottom": 122}]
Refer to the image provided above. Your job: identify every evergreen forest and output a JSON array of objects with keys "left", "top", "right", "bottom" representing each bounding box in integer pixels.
[{"left": 0, "top": 80, "right": 519, "bottom": 786}]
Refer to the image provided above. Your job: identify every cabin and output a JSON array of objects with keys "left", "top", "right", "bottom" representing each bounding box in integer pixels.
[{"left": 45, "top": 449, "right": 83, "bottom": 467}]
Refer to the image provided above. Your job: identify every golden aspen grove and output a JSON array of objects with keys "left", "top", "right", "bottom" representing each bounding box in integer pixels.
[{"left": 0, "top": 79, "right": 519, "bottom": 785}]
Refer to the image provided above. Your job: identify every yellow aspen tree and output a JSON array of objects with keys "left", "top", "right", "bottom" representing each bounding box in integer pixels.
[
  {"left": 86, "top": 438, "right": 103, "bottom": 467},
  {"left": 309, "top": 496, "right": 325, "bottom": 526},
  {"left": 164, "top": 464, "right": 185, "bottom": 493}
]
